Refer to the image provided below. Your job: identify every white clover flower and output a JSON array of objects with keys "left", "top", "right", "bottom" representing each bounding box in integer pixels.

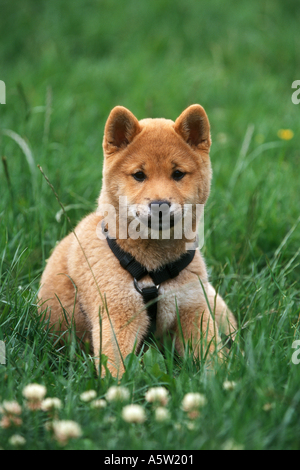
[
  {"left": 0, "top": 401, "right": 22, "bottom": 428},
  {"left": 80, "top": 390, "right": 97, "bottom": 403},
  {"left": 90, "top": 399, "right": 107, "bottom": 409},
  {"left": 1, "top": 401, "right": 22, "bottom": 416},
  {"left": 52, "top": 420, "right": 82, "bottom": 445},
  {"left": 186, "top": 422, "right": 196, "bottom": 431},
  {"left": 154, "top": 407, "right": 170, "bottom": 422},
  {"left": 9, "top": 434, "right": 26, "bottom": 447},
  {"left": 145, "top": 387, "right": 169, "bottom": 406},
  {"left": 223, "top": 381, "right": 237, "bottom": 391},
  {"left": 106, "top": 386, "right": 130, "bottom": 402},
  {"left": 181, "top": 393, "right": 207, "bottom": 412},
  {"left": 263, "top": 403, "right": 275, "bottom": 412},
  {"left": 222, "top": 438, "right": 244, "bottom": 451},
  {"left": 174, "top": 423, "right": 182, "bottom": 431},
  {"left": 41, "top": 398, "right": 62, "bottom": 412},
  {"left": 22, "top": 384, "right": 47, "bottom": 401},
  {"left": 22, "top": 383, "right": 47, "bottom": 411},
  {"left": 122, "top": 404, "right": 146, "bottom": 424}
]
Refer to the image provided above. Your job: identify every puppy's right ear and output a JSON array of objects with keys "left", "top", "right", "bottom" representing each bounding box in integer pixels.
[{"left": 103, "top": 106, "right": 141, "bottom": 155}]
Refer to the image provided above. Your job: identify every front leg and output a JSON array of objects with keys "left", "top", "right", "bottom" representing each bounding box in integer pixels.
[
  {"left": 174, "top": 304, "right": 222, "bottom": 362},
  {"left": 89, "top": 306, "right": 150, "bottom": 377}
]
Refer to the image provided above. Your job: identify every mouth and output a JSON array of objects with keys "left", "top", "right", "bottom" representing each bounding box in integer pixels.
[
  {"left": 147, "top": 214, "right": 175, "bottom": 231},
  {"left": 134, "top": 202, "right": 179, "bottom": 232}
]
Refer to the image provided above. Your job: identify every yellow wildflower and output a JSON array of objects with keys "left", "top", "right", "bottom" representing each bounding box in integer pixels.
[{"left": 277, "top": 129, "right": 294, "bottom": 140}]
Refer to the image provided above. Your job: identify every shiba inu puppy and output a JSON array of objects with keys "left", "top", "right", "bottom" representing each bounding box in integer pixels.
[{"left": 39, "top": 104, "right": 237, "bottom": 376}]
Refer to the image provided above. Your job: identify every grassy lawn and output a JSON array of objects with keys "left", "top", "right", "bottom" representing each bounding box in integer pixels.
[{"left": 0, "top": 0, "right": 300, "bottom": 450}]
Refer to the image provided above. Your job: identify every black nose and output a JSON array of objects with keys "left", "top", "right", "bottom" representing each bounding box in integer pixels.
[
  {"left": 149, "top": 200, "right": 171, "bottom": 209},
  {"left": 148, "top": 200, "right": 174, "bottom": 229},
  {"left": 149, "top": 200, "right": 171, "bottom": 221}
]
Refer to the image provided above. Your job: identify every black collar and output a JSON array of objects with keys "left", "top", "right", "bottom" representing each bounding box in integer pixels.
[
  {"left": 106, "top": 235, "right": 196, "bottom": 343},
  {"left": 106, "top": 236, "right": 234, "bottom": 350},
  {"left": 106, "top": 236, "right": 196, "bottom": 286}
]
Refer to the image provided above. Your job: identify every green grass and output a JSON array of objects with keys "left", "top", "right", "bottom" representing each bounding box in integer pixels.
[{"left": 1, "top": 0, "right": 300, "bottom": 450}]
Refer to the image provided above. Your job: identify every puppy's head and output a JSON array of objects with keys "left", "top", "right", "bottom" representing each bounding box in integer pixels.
[{"left": 100, "top": 105, "right": 212, "bottom": 236}]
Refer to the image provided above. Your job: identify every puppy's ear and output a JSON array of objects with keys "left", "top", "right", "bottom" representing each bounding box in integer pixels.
[
  {"left": 174, "top": 105, "right": 211, "bottom": 150},
  {"left": 103, "top": 106, "right": 141, "bottom": 154}
]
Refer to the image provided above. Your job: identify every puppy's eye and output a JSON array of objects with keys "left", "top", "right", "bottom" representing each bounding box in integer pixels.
[
  {"left": 133, "top": 171, "right": 146, "bottom": 182},
  {"left": 172, "top": 170, "right": 186, "bottom": 181}
]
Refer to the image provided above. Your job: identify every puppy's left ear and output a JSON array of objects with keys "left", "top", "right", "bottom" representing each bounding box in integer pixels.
[{"left": 174, "top": 104, "right": 211, "bottom": 151}]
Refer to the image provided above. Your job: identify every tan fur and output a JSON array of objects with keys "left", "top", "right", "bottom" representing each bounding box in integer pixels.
[{"left": 39, "top": 105, "right": 237, "bottom": 377}]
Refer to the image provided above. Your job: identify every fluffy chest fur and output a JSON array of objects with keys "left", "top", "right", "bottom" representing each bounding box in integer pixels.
[{"left": 135, "top": 274, "right": 208, "bottom": 337}]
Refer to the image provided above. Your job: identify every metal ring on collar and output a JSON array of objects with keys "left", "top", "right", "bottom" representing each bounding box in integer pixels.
[{"left": 134, "top": 278, "right": 160, "bottom": 295}]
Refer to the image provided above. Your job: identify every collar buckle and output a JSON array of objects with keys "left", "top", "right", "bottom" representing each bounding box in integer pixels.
[{"left": 134, "top": 278, "right": 160, "bottom": 295}]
